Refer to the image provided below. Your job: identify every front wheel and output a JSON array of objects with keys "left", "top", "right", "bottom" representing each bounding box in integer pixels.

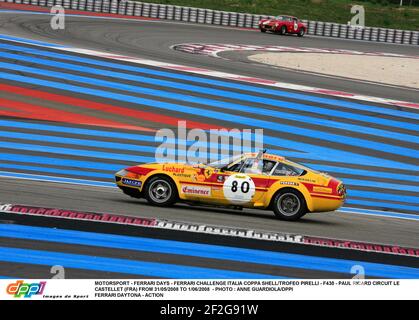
[
  {"left": 260, "top": 28, "right": 266, "bottom": 33},
  {"left": 145, "top": 176, "right": 178, "bottom": 207},
  {"left": 272, "top": 190, "right": 307, "bottom": 221},
  {"left": 297, "top": 28, "right": 305, "bottom": 37},
  {"left": 280, "top": 25, "right": 287, "bottom": 35}
]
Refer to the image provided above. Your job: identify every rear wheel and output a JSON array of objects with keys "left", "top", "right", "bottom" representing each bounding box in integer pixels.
[
  {"left": 272, "top": 190, "right": 307, "bottom": 221},
  {"left": 145, "top": 176, "right": 178, "bottom": 207}
]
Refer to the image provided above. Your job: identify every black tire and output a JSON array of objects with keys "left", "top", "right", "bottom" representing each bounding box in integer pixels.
[
  {"left": 280, "top": 25, "right": 287, "bottom": 35},
  {"left": 297, "top": 28, "right": 305, "bottom": 37},
  {"left": 272, "top": 189, "right": 307, "bottom": 221},
  {"left": 260, "top": 28, "right": 266, "bottom": 33},
  {"left": 144, "top": 176, "right": 178, "bottom": 207}
]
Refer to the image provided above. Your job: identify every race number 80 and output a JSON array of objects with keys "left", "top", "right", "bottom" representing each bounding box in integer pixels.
[
  {"left": 223, "top": 174, "right": 256, "bottom": 204},
  {"left": 231, "top": 180, "right": 250, "bottom": 193}
]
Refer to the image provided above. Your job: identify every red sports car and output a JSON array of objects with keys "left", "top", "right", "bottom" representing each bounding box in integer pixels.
[{"left": 259, "top": 15, "right": 307, "bottom": 37}]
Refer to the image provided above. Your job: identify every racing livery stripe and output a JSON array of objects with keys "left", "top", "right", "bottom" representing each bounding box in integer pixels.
[
  {"left": 311, "top": 195, "right": 343, "bottom": 201},
  {"left": 126, "top": 167, "right": 156, "bottom": 176},
  {"left": 178, "top": 180, "right": 268, "bottom": 191}
]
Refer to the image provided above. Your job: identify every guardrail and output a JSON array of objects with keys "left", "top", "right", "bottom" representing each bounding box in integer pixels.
[{"left": 2, "top": 0, "right": 418, "bottom": 45}]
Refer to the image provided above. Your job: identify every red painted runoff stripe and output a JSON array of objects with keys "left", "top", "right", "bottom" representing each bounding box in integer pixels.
[
  {"left": 0, "top": 84, "right": 224, "bottom": 130},
  {"left": 0, "top": 97, "right": 154, "bottom": 132}
]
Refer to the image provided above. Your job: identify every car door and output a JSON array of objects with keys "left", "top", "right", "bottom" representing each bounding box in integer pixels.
[
  {"left": 222, "top": 157, "right": 271, "bottom": 206},
  {"left": 284, "top": 17, "right": 293, "bottom": 32}
]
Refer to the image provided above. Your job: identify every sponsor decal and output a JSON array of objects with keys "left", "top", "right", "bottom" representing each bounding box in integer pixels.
[
  {"left": 173, "top": 173, "right": 193, "bottom": 179},
  {"left": 298, "top": 178, "right": 316, "bottom": 183},
  {"left": 162, "top": 165, "right": 185, "bottom": 174},
  {"left": 217, "top": 175, "right": 225, "bottom": 183},
  {"left": 264, "top": 154, "right": 284, "bottom": 161},
  {"left": 280, "top": 181, "right": 299, "bottom": 186},
  {"left": 121, "top": 178, "right": 142, "bottom": 187},
  {"left": 181, "top": 185, "right": 211, "bottom": 197},
  {"left": 313, "top": 186, "right": 332, "bottom": 194},
  {"left": 197, "top": 175, "right": 206, "bottom": 182},
  {"left": 7, "top": 280, "right": 46, "bottom": 298}
]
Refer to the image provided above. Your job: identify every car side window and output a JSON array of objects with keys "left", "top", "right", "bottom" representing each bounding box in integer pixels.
[
  {"left": 273, "top": 163, "right": 300, "bottom": 176},
  {"left": 262, "top": 160, "right": 276, "bottom": 175}
]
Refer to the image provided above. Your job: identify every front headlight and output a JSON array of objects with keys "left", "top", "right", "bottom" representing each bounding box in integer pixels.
[{"left": 116, "top": 169, "right": 128, "bottom": 176}]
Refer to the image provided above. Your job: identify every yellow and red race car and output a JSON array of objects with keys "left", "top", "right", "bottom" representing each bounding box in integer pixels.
[{"left": 115, "top": 152, "right": 346, "bottom": 221}]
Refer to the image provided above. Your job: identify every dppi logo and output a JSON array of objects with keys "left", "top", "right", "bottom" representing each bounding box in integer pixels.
[{"left": 6, "top": 280, "right": 46, "bottom": 298}]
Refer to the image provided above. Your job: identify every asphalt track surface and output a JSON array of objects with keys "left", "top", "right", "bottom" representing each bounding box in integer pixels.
[{"left": 0, "top": 9, "right": 418, "bottom": 278}]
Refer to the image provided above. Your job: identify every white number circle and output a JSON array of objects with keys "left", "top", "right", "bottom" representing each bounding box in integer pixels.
[{"left": 223, "top": 174, "right": 256, "bottom": 204}]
